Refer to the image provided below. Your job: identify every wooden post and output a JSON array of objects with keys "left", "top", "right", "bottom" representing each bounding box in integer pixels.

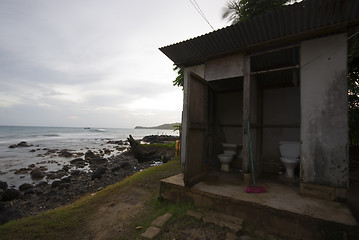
[{"left": 242, "top": 55, "right": 251, "bottom": 175}]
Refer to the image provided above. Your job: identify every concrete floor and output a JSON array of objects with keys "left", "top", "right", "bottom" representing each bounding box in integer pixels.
[{"left": 161, "top": 171, "right": 358, "bottom": 236}]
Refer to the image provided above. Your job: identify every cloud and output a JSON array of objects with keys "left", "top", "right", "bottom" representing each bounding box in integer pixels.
[{"left": 0, "top": 0, "right": 227, "bottom": 128}]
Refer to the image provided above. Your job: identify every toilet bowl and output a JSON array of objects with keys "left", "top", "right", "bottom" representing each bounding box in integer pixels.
[
  {"left": 279, "top": 141, "right": 300, "bottom": 178},
  {"left": 218, "top": 154, "right": 233, "bottom": 172},
  {"left": 218, "top": 143, "right": 237, "bottom": 172},
  {"left": 280, "top": 157, "right": 300, "bottom": 178}
]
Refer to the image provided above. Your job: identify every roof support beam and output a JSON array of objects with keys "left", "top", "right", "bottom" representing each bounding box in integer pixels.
[{"left": 251, "top": 64, "right": 300, "bottom": 75}]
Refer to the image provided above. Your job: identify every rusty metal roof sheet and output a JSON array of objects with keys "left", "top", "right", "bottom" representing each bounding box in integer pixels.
[{"left": 160, "top": 0, "right": 359, "bottom": 67}]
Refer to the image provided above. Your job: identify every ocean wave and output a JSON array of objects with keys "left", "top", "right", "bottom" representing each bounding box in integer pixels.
[{"left": 95, "top": 129, "right": 106, "bottom": 132}]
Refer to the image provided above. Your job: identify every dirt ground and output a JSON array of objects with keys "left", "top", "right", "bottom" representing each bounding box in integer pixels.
[{"left": 84, "top": 187, "right": 151, "bottom": 240}]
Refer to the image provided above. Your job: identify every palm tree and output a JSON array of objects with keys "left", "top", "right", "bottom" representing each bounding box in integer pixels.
[{"left": 222, "top": 0, "right": 292, "bottom": 25}]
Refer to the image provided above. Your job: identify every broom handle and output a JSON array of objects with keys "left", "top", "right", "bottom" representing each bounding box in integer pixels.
[{"left": 248, "top": 120, "right": 256, "bottom": 185}]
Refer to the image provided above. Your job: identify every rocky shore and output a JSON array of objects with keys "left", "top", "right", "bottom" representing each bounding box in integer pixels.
[{"left": 0, "top": 135, "right": 178, "bottom": 225}]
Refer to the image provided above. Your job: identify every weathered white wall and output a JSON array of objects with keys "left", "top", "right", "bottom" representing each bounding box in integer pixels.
[
  {"left": 181, "top": 65, "right": 205, "bottom": 166},
  {"left": 205, "top": 54, "right": 244, "bottom": 81},
  {"left": 261, "top": 87, "right": 301, "bottom": 172},
  {"left": 300, "top": 34, "right": 348, "bottom": 188}
]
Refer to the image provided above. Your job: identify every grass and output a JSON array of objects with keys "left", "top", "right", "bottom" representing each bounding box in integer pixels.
[{"left": 0, "top": 158, "right": 182, "bottom": 240}]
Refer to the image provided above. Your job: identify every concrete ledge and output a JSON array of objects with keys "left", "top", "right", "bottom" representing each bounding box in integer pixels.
[
  {"left": 300, "top": 182, "right": 347, "bottom": 201},
  {"left": 160, "top": 174, "right": 358, "bottom": 240}
]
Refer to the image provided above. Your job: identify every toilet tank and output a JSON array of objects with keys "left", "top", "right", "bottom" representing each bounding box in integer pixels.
[{"left": 279, "top": 141, "right": 300, "bottom": 158}]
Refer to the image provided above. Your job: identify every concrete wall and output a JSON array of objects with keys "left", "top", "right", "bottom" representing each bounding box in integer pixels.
[
  {"left": 205, "top": 54, "right": 244, "bottom": 81},
  {"left": 300, "top": 34, "right": 348, "bottom": 188},
  {"left": 181, "top": 65, "right": 205, "bottom": 166},
  {"left": 262, "top": 87, "right": 301, "bottom": 172}
]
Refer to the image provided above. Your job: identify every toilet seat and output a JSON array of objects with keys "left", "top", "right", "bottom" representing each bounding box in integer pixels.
[{"left": 280, "top": 157, "right": 300, "bottom": 164}]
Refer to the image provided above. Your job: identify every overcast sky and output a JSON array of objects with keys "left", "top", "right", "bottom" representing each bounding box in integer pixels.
[{"left": 0, "top": 0, "right": 229, "bottom": 128}]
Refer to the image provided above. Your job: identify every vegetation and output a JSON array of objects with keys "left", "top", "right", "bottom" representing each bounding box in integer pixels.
[
  {"left": 222, "top": 0, "right": 291, "bottom": 24},
  {"left": 348, "top": 29, "right": 359, "bottom": 146},
  {"left": 172, "top": 64, "right": 184, "bottom": 88},
  {"left": 134, "top": 122, "right": 180, "bottom": 130}
]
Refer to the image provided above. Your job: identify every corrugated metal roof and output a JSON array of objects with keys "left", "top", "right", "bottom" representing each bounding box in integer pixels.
[{"left": 160, "top": 0, "right": 359, "bottom": 67}]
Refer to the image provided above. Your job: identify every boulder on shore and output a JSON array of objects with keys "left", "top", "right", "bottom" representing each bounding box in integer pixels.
[
  {"left": 127, "top": 135, "right": 175, "bottom": 163},
  {"left": 30, "top": 168, "right": 45, "bottom": 180},
  {"left": 9, "top": 141, "right": 32, "bottom": 148},
  {"left": 2, "top": 189, "right": 20, "bottom": 201},
  {"left": 19, "top": 183, "right": 33, "bottom": 192},
  {"left": 91, "top": 167, "right": 106, "bottom": 180},
  {"left": 85, "top": 150, "right": 96, "bottom": 160},
  {"left": 58, "top": 149, "right": 73, "bottom": 158},
  {"left": 0, "top": 181, "right": 7, "bottom": 190}
]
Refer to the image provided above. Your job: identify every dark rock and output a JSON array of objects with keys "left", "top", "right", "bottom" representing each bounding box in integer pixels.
[
  {"left": 19, "top": 183, "right": 33, "bottom": 192},
  {"left": 90, "top": 157, "right": 107, "bottom": 164},
  {"left": 70, "top": 158, "right": 86, "bottom": 167},
  {"left": 127, "top": 135, "right": 175, "bottom": 162},
  {"left": 36, "top": 181, "right": 48, "bottom": 188},
  {"left": 29, "top": 149, "right": 36, "bottom": 152},
  {"left": 14, "top": 168, "right": 31, "bottom": 175},
  {"left": 91, "top": 167, "right": 106, "bottom": 180},
  {"left": 120, "top": 162, "right": 130, "bottom": 168},
  {"left": 70, "top": 169, "right": 81, "bottom": 175},
  {"left": 2, "top": 189, "right": 20, "bottom": 201},
  {"left": 58, "top": 149, "right": 73, "bottom": 158},
  {"left": 62, "top": 165, "right": 70, "bottom": 171},
  {"left": 0, "top": 181, "right": 7, "bottom": 190},
  {"left": 58, "top": 183, "right": 70, "bottom": 190},
  {"left": 30, "top": 168, "right": 45, "bottom": 180},
  {"left": 107, "top": 140, "right": 124, "bottom": 145},
  {"left": 103, "top": 148, "right": 111, "bottom": 155},
  {"left": 44, "top": 149, "right": 57, "bottom": 155},
  {"left": 24, "top": 189, "right": 35, "bottom": 195},
  {"left": 28, "top": 164, "right": 36, "bottom": 168},
  {"left": 111, "top": 165, "right": 121, "bottom": 172},
  {"left": 0, "top": 205, "right": 23, "bottom": 225},
  {"left": 61, "top": 176, "right": 71, "bottom": 183},
  {"left": 9, "top": 141, "right": 32, "bottom": 148},
  {"left": 36, "top": 191, "right": 44, "bottom": 196},
  {"left": 85, "top": 150, "right": 96, "bottom": 160},
  {"left": 51, "top": 180, "right": 62, "bottom": 188},
  {"left": 18, "top": 141, "right": 31, "bottom": 147},
  {"left": 47, "top": 189, "right": 57, "bottom": 196},
  {"left": 70, "top": 158, "right": 84, "bottom": 164},
  {"left": 141, "top": 135, "right": 179, "bottom": 144}
]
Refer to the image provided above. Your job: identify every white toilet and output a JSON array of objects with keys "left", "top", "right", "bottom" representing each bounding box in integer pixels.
[
  {"left": 279, "top": 141, "right": 300, "bottom": 178},
  {"left": 218, "top": 143, "right": 238, "bottom": 172}
]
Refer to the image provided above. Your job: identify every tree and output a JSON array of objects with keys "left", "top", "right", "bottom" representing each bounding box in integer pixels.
[
  {"left": 222, "top": 0, "right": 291, "bottom": 24},
  {"left": 172, "top": 64, "right": 184, "bottom": 88}
]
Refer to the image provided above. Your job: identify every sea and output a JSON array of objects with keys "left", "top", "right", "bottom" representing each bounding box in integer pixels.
[{"left": 0, "top": 126, "right": 179, "bottom": 188}]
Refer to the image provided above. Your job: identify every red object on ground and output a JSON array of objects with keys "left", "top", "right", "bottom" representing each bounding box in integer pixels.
[{"left": 245, "top": 186, "right": 267, "bottom": 193}]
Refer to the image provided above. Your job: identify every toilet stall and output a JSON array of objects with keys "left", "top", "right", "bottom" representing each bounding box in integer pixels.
[
  {"left": 181, "top": 46, "right": 302, "bottom": 181},
  {"left": 160, "top": 0, "right": 357, "bottom": 200}
]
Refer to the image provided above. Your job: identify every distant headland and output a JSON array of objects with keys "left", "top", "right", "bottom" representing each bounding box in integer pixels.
[{"left": 134, "top": 123, "right": 180, "bottom": 130}]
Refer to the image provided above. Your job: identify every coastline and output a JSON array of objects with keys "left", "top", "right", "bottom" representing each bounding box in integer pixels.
[{"left": 0, "top": 134, "right": 179, "bottom": 225}]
